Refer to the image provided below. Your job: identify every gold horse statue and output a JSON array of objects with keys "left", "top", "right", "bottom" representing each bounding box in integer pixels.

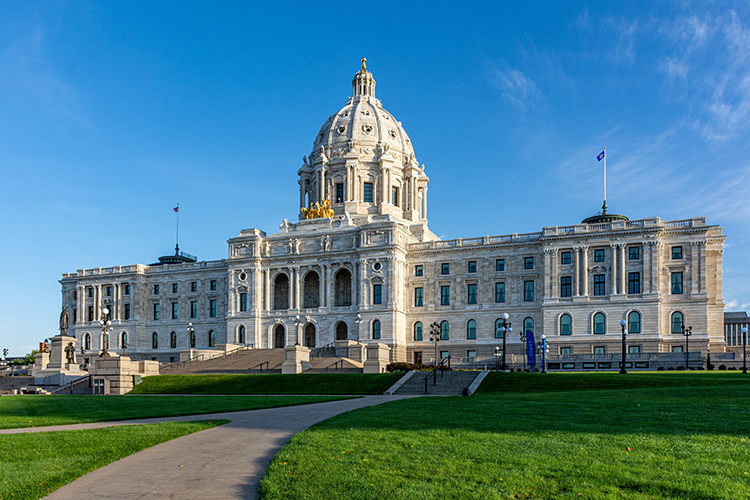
[{"left": 300, "top": 198, "right": 334, "bottom": 219}]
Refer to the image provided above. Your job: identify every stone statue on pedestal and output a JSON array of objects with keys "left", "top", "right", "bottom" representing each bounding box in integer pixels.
[
  {"left": 65, "top": 342, "right": 75, "bottom": 364},
  {"left": 59, "top": 307, "right": 70, "bottom": 336}
]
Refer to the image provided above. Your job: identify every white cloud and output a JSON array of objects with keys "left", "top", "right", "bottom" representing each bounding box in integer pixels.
[{"left": 487, "top": 67, "right": 542, "bottom": 111}]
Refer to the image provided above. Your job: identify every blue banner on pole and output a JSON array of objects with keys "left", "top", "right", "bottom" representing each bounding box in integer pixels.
[{"left": 526, "top": 331, "right": 535, "bottom": 366}]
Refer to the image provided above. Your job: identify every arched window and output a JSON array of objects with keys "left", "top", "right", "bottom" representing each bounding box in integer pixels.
[
  {"left": 372, "top": 320, "right": 381, "bottom": 339},
  {"left": 560, "top": 314, "right": 572, "bottom": 335},
  {"left": 495, "top": 318, "right": 504, "bottom": 338},
  {"left": 152, "top": 332, "right": 158, "bottom": 349},
  {"left": 593, "top": 313, "right": 606, "bottom": 334},
  {"left": 190, "top": 330, "right": 196, "bottom": 348},
  {"left": 170, "top": 331, "right": 177, "bottom": 349},
  {"left": 238, "top": 325, "right": 246, "bottom": 344},
  {"left": 671, "top": 312, "right": 684, "bottom": 333},
  {"left": 335, "top": 321, "right": 348, "bottom": 341},
  {"left": 440, "top": 321, "right": 450, "bottom": 340},
  {"left": 120, "top": 332, "right": 128, "bottom": 349},
  {"left": 303, "top": 271, "right": 320, "bottom": 308},
  {"left": 467, "top": 319, "right": 477, "bottom": 339},
  {"left": 334, "top": 269, "right": 352, "bottom": 306},
  {"left": 84, "top": 333, "right": 91, "bottom": 350},
  {"left": 523, "top": 317, "right": 534, "bottom": 334},
  {"left": 414, "top": 322, "right": 423, "bottom": 341},
  {"left": 628, "top": 311, "right": 641, "bottom": 334},
  {"left": 274, "top": 274, "right": 290, "bottom": 310},
  {"left": 208, "top": 330, "right": 215, "bottom": 347}
]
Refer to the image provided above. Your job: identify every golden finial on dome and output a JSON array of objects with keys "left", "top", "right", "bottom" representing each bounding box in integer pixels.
[{"left": 361, "top": 57, "right": 367, "bottom": 72}]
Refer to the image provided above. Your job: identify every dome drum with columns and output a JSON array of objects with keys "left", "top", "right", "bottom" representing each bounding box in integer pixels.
[{"left": 298, "top": 58, "right": 430, "bottom": 224}]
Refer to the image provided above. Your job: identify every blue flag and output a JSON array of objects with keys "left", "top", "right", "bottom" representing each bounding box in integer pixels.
[
  {"left": 597, "top": 150, "right": 605, "bottom": 161},
  {"left": 526, "top": 331, "right": 535, "bottom": 366}
]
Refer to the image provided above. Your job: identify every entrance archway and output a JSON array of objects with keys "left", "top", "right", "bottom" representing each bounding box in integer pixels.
[
  {"left": 274, "top": 324, "right": 285, "bottom": 348},
  {"left": 304, "top": 323, "right": 316, "bottom": 347},
  {"left": 335, "top": 321, "right": 348, "bottom": 341}
]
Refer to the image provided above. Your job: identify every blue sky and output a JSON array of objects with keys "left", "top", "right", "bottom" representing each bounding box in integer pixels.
[{"left": 1, "top": 1, "right": 749, "bottom": 356}]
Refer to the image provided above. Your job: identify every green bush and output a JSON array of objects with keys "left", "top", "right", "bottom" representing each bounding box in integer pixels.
[
  {"left": 729, "top": 366, "right": 738, "bottom": 371},
  {"left": 386, "top": 362, "right": 435, "bottom": 372},
  {"left": 676, "top": 366, "right": 685, "bottom": 370},
  {"left": 657, "top": 366, "right": 665, "bottom": 371},
  {"left": 667, "top": 367, "right": 674, "bottom": 370},
  {"left": 719, "top": 364, "right": 727, "bottom": 370}
]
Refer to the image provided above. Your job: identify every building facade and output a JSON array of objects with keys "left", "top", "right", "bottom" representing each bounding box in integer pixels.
[{"left": 60, "top": 61, "right": 727, "bottom": 366}]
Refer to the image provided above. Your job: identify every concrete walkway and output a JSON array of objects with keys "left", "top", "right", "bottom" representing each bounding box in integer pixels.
[{"left": 36, "top": 395, "right": 412, "bottom": 500}]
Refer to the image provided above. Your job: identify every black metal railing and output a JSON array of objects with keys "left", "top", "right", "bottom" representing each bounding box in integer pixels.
[
  {"left": 424, "top": 356, "right": 451, "bottom": 395},
  {"left": 325, "top": 360, "right": 345, "bottom": 372},
  {"left": 161, "top": 345, "right": 254, "bottom": 372},
  {"left": 250, "top": 361, "right": 270, "bottom": 372}
]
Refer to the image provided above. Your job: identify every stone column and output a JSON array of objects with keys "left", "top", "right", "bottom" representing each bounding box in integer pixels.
[
  {"left": 610, "top": 244, "right": 618, "bottom": 295},
  {"left": 294, "top": 266, "right": 301, "bottom": 309},
  {"left": 325, "top": 265, "right": 332, "bottom": 308},
  {"left": 359, "top": 261, "right": 367, "bottom": 308},
  {"left": 690, "top": 242, "right": 699, "bottom": 296},
  {"left": 573, "top": 247, "right": 581, "bottom": 297},
  {"left": 642, "top": 242, "right": 651, "bottom": 293},
  {"left": 651, "top": 242, "right": 661, "bottom": 294},
  {"left": 620, "top": 244, "right": 627, "bottom": 295},
  {"left": 551, "top": 249, "right": 558, "bottom": 298},
  {"left": 699, "top": 242, "right": 707, "bottom": 293},
  {"left": 265, "top": 269, "right": 271, "bottom": 310},
  {"left": 542, "top": 249, "right": 551, "bottom": 299},
  {"left": 581, "top": 246, "right": 589, "bottom": 296},
  {"left": 95, "top": 285, "right": 102, "bottom": 320},
  {"left": 351, "top": 264, "right": 358, "bottom": 306},
  {"left": 77, "top": 285, "right": 85, "bottom": 324},
  {"left": 318, "top": 264, "right": 325, "bottom": 308}
]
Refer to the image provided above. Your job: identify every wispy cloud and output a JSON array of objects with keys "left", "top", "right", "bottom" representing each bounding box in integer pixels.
[{"left": 486, "top": 66, "right": 542, "bottom": 111}]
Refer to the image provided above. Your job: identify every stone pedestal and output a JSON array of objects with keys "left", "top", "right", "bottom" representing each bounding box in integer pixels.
[
  {"left": 33, "top": 336, "right": 87, "bottom": 386},
  {"left": 90, "top": 355, "right": 160, "bottom": 395},
  {"left": 281, "top": 345, "right": 312, "bottom": 374},
  {"left": 363, "top": 343, "right": 390, "bottom": 373},
  {"left": 335, "top": 340, "right": 365, "bottom": 362}
]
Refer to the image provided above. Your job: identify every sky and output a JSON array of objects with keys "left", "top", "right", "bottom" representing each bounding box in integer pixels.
[{"left": 1, "top": 1, "right": 749, "bottom": 357}]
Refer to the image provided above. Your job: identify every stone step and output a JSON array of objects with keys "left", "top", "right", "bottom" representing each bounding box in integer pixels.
[{"left": 394, "top": 371, "right": 480, "bottom": 396}]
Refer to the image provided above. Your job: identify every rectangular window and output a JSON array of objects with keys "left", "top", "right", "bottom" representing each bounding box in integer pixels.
[
  {"left": 414, "top": 287, "right": 424, "bottom": 307},
  {"left": 73, "top": 308, "right": 77, "bottom": 323},
  {"left": 190, "top": 301, "right": 197, "bottom": 318},
  {"left": 524, "top": 281, "right": 534, "bottom": 301},
  {"left": 391, "top": 186, "right": 399, "bottom": 206},
  {"left": 210, "top": 280, "right": 217, "bottom": 291},
  {"left": 171, "top": 302, "right": 178, "bottom": 319},
  {"left": 629, "top": 346, "right": 641, "bottom": 354},
  {"left": 560, "top": 276, "right": 572, "bottom": 298},
  {"left": 73, "top": 290, "right": 77, "bottom": 301},
  {"left": 560, "top": 347, "right": 572, "bottom": 355},
  {"left": 440, "top": 351, "right": 450, "bottom": 359},
  {"left": 468, "top": 261, "right": 477, "bottom": 273},
  {"left": 124, "top": 284, "right": 130, "bottom": 295},
  {"left": 672, "top": 246, "right": 683, "bottom": 259},
  {"left": 124, "top": 304, "right": 131, "bottom": 320},
  {"left": 87, "top": 288, "right": 93, "bottom": 298},
  {"left": 87, "top": 306, "right": 94, "bottom": 322},
  {"left": 629, "top": 247, "right": 640, "bottom": 260},
  {"left": 191, "top": 282, "right": 197, "bottom": 292},
  {"left": 628, "top": 272, "right": 641, "bottom": 294},
  {"left": 671, "top": 272, "right": 683, "bottom": 294},
  {"left": 496, "top": 259, "right": 505, "bottom": 271},
  {"left": 467, "top": 350, "right": 477, "bottom": 359},
  {"left": 240, "top": 293, "right": 247, "bottom": 312},
  {"left": 495, "top": 282, "right": 505, "bottom": 303},
  {"left": 593, "top": 275, "right": 606, "bottom": 296},
  {"left": 594, "top": 249, "right": 605, "bottom": 262},
  {"left": 210, "top": 300, "right": 217, "bottom": 317},
  {"left": 106, "top": 286, "right": 112, "bottom": 296},
  {"left": 153, "top": 303, "right": 160, "bottom": 320},
  {"left": 373, "top": 284, "right": 382, "bottom": 304},
  {"left": 172, "top": 283, "right": 178, "bottom": 294},
  {"left": 415, "top": 265, "right": 423, "bottom": 276},
  {"left": 441, "top": 263, "right": 450, "bottom": 275},
  {"left": 672, "top": 346, "right": 683, "bottom": 353},
  {"left": 441, "top": 286, "right": 450, "bottom": 305},
  {"left": 467, "top": 284, "right": 477, "bottom": 304},
  {"left": 336, "top": 183, "right": 344, "bottom": 203},
  {"left": 560, "top": 251, "right": 571, "bottom": 265},
  {"left": 363, "top": 182, "right": 373, "bottom": 203},
  {"left": 154, "top": 284, "right": 160, "bottom": 294},
  {"left": 524, "top": 257, "right": 534, "bottom": 269},
  {"left": 594, "top": 346, "right": 605, "bottom": 354}
]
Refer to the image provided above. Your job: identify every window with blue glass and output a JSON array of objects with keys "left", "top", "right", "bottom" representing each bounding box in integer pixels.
[
  {"left": 154, "top": 284, "right": 160, "bottom": 294},
  {"left": 210, "top": 300, "right": 217, "bottom": 317},
  {"left": 495, "top": 282, "right": 505, "bottom": 303},
  {"left": 363, "top": 182, "right": 373, "bottom": 203},
  {"left": 209, "top": 330, "right": 216, "bottom": 347},
  {"left": 391, "top": 187, "right": 399, "bottom": 206},
  {"left": 671, "top": 311, "right": 684, "bottom": 333},
  {"left": 372, "top": 320, "right": 381, "bottom": 339},
  {"left": 441, "top": 263, "right": 450, "bottom": 275},
  {"left": 415, "top": 265, "right": 423, "bottom": 276},
  {"left": 153, "top": 303, "right": 160, "bottom": 320},
  {"left": 629, "top": 246, "right": 640, "bottom": 260},
  {"left": 373, "top": 284, "right": 382, "bottom": 304},
  {"left": 467, "top": 319, "right": 477, "bottom": 339},
  {"left": 524, "top": 257, "right": 534, "bottom": 269},
  {"left": 467, "top": 284, "right": 477, "bottom": 304},
  {"left": 151, "top": 332, "right": 158, "bottom": 349},
  {"left": 671, "top": 272, "right": 683, "bottom": 294},
  {"left": 414, "top": 322, "right": 423, "bottom": 341},
  {"left": 468, "top": 261, "right": 477, "bottom": 273},
  {"left": 124, "top": 304, "right": 131, "bottom": 320},
  {"left": 414, "top": 287, "right": 424, "bottom": 307},
  {"left": 440, "top": 321, "right": 450, "bottom": 340},
  {"left": 524, "top": 281, "right": 534, "bottom": 301},
  {"left": 594, "top": 249, "right": 605, "bottom": 262},
  {"left": 628, "top": 273, "right": 640, "bottom": 294},
  {"left": 170, "top": 331, "right": 177, "bottom": 348},
  {"left": 190, "top": 301, "right": 197, "bottom": 318},
  {"left": 336, "top": 183, "right": 344, "bottom": 203},
  {"left": 171, "top": 302, "right": 178, "bottom": 319},
  {"left": 628, "top": 311, "right": 641, "bottom": 333},
  {"left": 593, "top": 313, "right": 606, "bottom": 334},
  {"left": 191, "top": 282, "right": 197, "bottom": 292},
  {"left": 441, "top": 286, "right": 450, "bottom": 305},
  {"left": 495, "top": 318, "right": 504, "bottom": 338},
  {"left": 238, "top": 325, "right": 246, "bottom": 343},
  {"left": 594, "top": 274, "right": 605, "bottom": 296},
  {"left": 496, "top": 259, "right": 505, "bottom": 271},
  {"left": 561, "top": 251, "right": 571, "bottom": 265},
  {"left": 560, "top": 276, "right": 572, "bottom": 297},
  {"left": 672, "top": 246, "right": 682, "bottom": 259},
  {"left": 560, "top": 314, "right": 572, "bottom": 335},
  {"left": 172, "top": 283, "right": 178, "bottom": 293},
  {"left": 524, "top": 317, "right": 534, "bottom": 334},
  {"left": 240, "top": 293, "right": 247, "bottom": 312}
]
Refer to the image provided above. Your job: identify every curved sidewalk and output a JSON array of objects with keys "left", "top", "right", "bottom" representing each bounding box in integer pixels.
[{"left": 41, "top": 395, "right": 414, "bottom": 500}]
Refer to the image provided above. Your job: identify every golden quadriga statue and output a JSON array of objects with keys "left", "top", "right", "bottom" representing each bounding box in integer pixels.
[{"left": 300, "top": 198, "right": 334, "bottom": 220}]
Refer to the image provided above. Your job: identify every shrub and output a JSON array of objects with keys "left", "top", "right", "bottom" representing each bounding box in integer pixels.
[
  {"left": 657, "top": 366, "right": 665, "bottom": 371},
  {"left": 386, "top": 362, "right": 436, "bottom": 373},
  {"left": 729, "top": 366, "right": 738, "bottom": 371},
  {"left": 697, "top": 366, "right": 704, "bottom": 370},
  {"left": 719, "top": 364, "right": 727, "bottom": 370},
  {"left": 667, "top": 366, "right": 675, "bottom": 371},
  {"left": 676, "top": 366, "right": 685, "bottom": 371}
]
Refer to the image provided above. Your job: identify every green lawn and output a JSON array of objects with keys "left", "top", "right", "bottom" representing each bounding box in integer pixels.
[
  {"left": 0, "top": 420, "right": 226, "bottom": 500},
  {"left": 0, "top": 395, "right": 353, "bottom": 429},
  {"left": 260, "top": 378, "right": 750, "bottom": 499},
  {"left": 129, "top": 373, "right": 403, "bottom": 395}
]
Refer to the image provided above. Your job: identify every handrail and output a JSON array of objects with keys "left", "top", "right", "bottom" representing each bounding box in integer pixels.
[
  {"left": 161, "top": 345, "right": 255, "bottom": 372},
  {"left": 250, "top": 361, "right": 270, "bottom": 372},
  {"left": 51, "top": 374, "right": 92, "bottom": 395},
  {"left": 325, "top": 360, "right": 345, "bottom": 373},
  {"left": 424, "top": 356, "right": 451, "bottom": 395}
]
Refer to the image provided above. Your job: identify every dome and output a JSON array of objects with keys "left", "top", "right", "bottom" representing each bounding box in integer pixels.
[{"left": 309, "top": 59, "right": 418, "bottom": 168}]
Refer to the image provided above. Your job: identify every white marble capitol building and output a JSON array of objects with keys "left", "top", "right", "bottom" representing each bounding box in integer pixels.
[{"left": 60, "top": 60, "right": 727, "bottom": 368}]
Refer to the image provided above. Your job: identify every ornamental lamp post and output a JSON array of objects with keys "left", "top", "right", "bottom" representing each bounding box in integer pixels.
[
  {"left": 99, "top": 307, "right": 113, "bottom": 357},
  {"left": 429, "top": 321, "right": 441, "bottom": 365},
  {"left": 742, "top": 327, "right": 748, "bottom": 374},
  {"left": 187, "top": 322, "right": 195, "bottom": 348},
  {"left": 519, "top": 329, "right": 527, "bottom": 371},
  {"left": 538, "top": 334, "right": 549, "bottom": 373},
  {"left": 494, "top": 346, "right": 501, "bottom": 371},
  {"left": 619, "top": 319, "right": 627, "bottom": 374},
  {"left": 681, "top": 324, "right": 693, "bottom": 370},
  {"left": 355, "top": 314, "right": 363, "bottom": 342},
  {"left": 496, "top": 313, "right": 511, "bottom": 371},
  {"left": 293, "top": 315, "right": 302, "bottom": 346}
]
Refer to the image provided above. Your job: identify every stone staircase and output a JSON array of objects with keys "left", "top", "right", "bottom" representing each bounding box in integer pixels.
[
  {"left": 306, "top": 357, "right": 363, "bottom": 373},
  {"left": 394, "top": 370, "right": 481, "bottom": 396},
  {"left": 163, "top": 349, "right": 287, "bottom": 375}
]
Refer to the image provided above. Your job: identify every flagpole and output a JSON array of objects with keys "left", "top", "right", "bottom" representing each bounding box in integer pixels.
[
  {"left": 602, "top": 147, "right": 607, "bottom": 214},
  {"left": 175, "top": 203, "right": 180, "bottom": 254}
]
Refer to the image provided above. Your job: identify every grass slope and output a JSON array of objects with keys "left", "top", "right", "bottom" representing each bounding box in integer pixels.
[
  {"left": 0, "top": 395, "right": 352, "bottom": 430},
  {"left": 0, "top": 420, "right": 226, "bottom": 500},
  {"left": 129, "top": 373, "right": 403, "bottom": 395},
  {"left": 261, "top": 380, "right": 750, "bottom": 499}
]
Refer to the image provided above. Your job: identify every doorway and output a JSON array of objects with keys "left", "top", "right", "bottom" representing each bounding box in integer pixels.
[
  {"left": 335, "top": 322, "right": 348, "bottom": 341},
  {"left": 305, "top": 323, "right": 316, "bottom": 347},
  {"left": 274, "top": 324, "right": 285, "bottom": 348},
  {"left": 414, "top": 351, "right": 423, "bottom": 364}
]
